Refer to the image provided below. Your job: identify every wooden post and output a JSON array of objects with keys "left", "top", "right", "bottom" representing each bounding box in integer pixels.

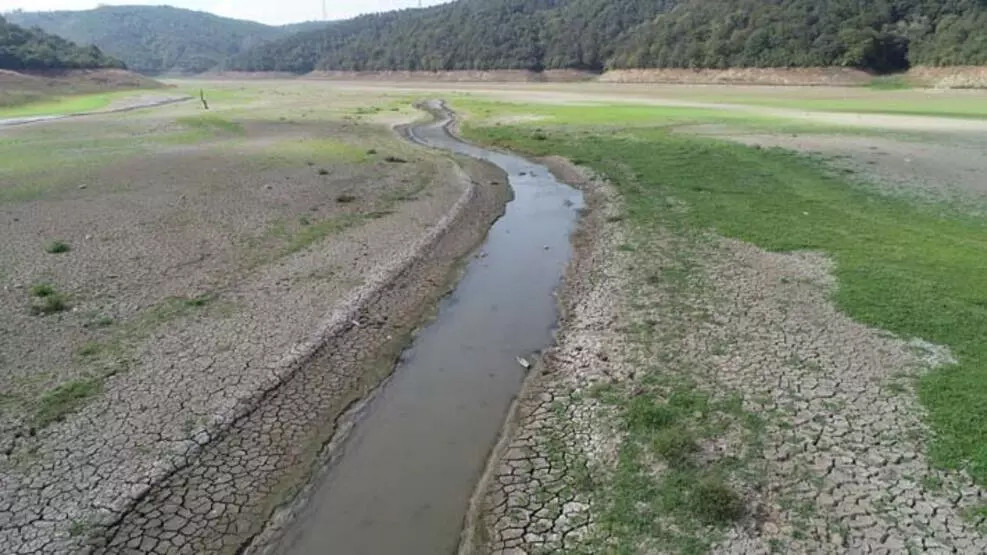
[{"left": 199, "top": 89, "right": 209, "bottom": 110}]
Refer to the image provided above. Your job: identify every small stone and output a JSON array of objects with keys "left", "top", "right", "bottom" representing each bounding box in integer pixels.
[{"left": 78, "top": 184, "right": 87, "bottom": 189}]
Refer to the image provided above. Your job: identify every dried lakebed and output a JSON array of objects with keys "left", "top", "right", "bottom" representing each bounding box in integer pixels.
[
  {"left": 252, "top": 100, "right": 583, "bottom": 554},
  {"left": 1, "top": 101, "right": 582, "bottom": 553}
]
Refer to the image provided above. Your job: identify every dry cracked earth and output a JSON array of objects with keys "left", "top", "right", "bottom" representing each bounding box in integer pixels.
[
  {"left": 471, "top": 158, "right": 987, "bottom": 553},
  {"left": 0, "top": 103, "right": 510, "bottom": 552}
]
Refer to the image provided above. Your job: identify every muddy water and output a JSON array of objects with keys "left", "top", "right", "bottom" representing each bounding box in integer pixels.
[{"left": 274, "top": 101, "right": 583, "bottom": 555}]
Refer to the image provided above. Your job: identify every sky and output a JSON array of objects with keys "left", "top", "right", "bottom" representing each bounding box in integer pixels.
[{"left": 0, "top": 0, "right": 449, "bottom": 25}]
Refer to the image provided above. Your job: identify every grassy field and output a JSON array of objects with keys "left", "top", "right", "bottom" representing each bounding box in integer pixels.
[
  {"left": 454, "top": 98, "right": 987, "bottom": 498},
  {"left": 0, "top": 90, "right": 147, "bottom": 118},
  {"left": 659, "top": 88, "right": 987, "bottom": 119}
]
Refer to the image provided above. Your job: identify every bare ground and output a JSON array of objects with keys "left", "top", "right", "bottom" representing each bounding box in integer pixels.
[
  {"left": 0, "top": 69, "right": 163, "bottom": 107},
  {"left": 0, "top": 96, "right": 509, "bottom": 552}
]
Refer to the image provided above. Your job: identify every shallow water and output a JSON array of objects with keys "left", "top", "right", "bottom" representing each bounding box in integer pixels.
[{"left": 275, "top": 100, "right": 583, "bottom": 555}]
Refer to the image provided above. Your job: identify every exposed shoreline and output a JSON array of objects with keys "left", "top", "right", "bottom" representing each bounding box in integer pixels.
[{"left": 0, "top": 103, "right": 510, "bottom": 553}]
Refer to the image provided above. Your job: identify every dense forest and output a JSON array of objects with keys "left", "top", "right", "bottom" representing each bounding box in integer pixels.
[
  {"left": 6, "top": 6, "right": 326, "bottom": 74},
  {"left": 229, "top": 0, "right": 675, "bottom": 73},
  {"left": 231, "top": 0, "right": 987, "bottom": 74},
  {"left": 610, "top": 0, "right": 987, "bottom": 72},
  {"left": 0, "top": 15, "right": 123, "bottom": 70},
  {"left": 8, "top": 0, "right": 987, "bottom": 75}
]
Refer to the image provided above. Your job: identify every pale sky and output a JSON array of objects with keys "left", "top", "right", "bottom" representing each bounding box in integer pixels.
[{"left": 0, "top": 0, "right": 449, "bottom": 25}]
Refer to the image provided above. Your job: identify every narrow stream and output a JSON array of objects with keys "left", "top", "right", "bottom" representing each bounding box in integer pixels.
[{"left": 274, "top": 100, "right": 583, "bottom": 554}]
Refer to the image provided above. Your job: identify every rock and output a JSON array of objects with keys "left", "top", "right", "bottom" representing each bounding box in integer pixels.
[{"left": 517, "top": 356, "right": 531, "bottom": 369}]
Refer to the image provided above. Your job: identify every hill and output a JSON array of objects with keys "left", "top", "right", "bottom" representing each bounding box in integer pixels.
[
  {"left": 609, "top": 0, "right": 987, "bottom": 72},
  {"left": 0, "top": 14, "right": 123, "bottom": 70},
  {"left": 230, "top": 0, "right": 674, "bottom": 73},
  {"left": 231, "top": 0, "right": 987, "bottom": 74},
  {"left": 5, "top": 6, "right": 327, "bottom": 74}
]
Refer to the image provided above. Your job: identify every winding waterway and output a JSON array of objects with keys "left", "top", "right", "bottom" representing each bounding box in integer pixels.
[{"left": 273, "top": 100, "right": 583, "bottom": 554}]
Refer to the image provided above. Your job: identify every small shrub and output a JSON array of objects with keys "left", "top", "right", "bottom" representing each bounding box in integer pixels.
[
  {"left": 32, "top": 294, "right": 68, "bottom": 315},
  {"left": 336, "top": 194, "right": 358, "bottom": 204},
  {"left": 626, "top": 396, "right": 677, "bottom": 432},
  {"left": 78, "top": 342, "right": 101, "bottom": 357},
  {"left": 94, "top": 316, "right": 114, "bottom": 327},
  {"left": 298, "top": 216, "right": 311, "bottom": 226},
  {"left": 34, "top": 378, "right": 102, "bottom": 427},
  {"left": 532, "top": 132, "right": 548, "bottom": 141},
  {"left": 29, "top": 283, "right": 69, "bottom": 315},
  {"left": 367, "top": 148, "right": 377, "bottom": 155},
  {"left": 689, "top": 476, "right": 744, "bottom": 524},
  {"left": 184, "top": 294, "right": 212, "bottom": 308},
  {"left": 653, "top": 427, "right": 699, "bottom": 467},
  {"left": 31, "top": 283, "right": 56, "bottom": 297},
  {"left": 45, "top": 241, "right": 71, "bottom": 254},
  {"left": 384, "top": 156, "right": 408, "bottom": 164},
  {"left": 68, "top": 520, "right": 87, "bottom": 537},
  {"left": 317, "top": 168, "right": 329, "bottom": 175}
]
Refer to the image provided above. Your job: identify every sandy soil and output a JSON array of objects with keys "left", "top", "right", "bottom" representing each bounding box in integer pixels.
[
  {"left": 0, "top": 90, "right": 507, "bottom": 552},
  {"left": 600, "top": 67, "right": 872, "bottom": 86}
]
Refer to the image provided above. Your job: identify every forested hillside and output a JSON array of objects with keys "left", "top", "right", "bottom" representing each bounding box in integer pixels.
[
  {"left": 0, "top": 14, "right": 123, "bottom": 70},
  {"left": 610, "top": 0, "right": 987, "bottom": 72},
  {"left": 6, "top": 6, "right": 326, "bottom": 74},
  {"left": 230, "top": 0, "right": 676, "bottom": 73},
  {"left": 232, "top": 0, "right": 987, "bottom": 74}
]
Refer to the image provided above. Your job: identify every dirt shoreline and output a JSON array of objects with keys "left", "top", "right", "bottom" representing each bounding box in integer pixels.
[{"left": 460, "top": 155, "right": 622, "bottom": 553}]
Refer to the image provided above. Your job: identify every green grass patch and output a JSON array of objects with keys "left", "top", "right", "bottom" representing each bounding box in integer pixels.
[
  {"left": 283, "top": 215, "right": 364, "bottom": 255},
  {"left": 463, "top": 109, "right": 987, "bottom": 485},
  {"left": 0, "top": 91, "right": 130, "bottom": 118},
  {"left": 143, "top": 294, "right": 216, "bottom": 324},
  {"left": 263, "top": 138, "right": 370, "bottom": 165},
  {"left": 454, "top": 97, "right": 782, "bottom": 128},
  {"left": 29, "top": 283, "right": 69, "bottom": 315},
  {"left": 597, "top": 385, "right": 753, "bottom": 552},
  {"left": 30, "top": 283, "right": 57, "bottom": 297},
  {"left": 176, "top": 114, "right": 245, "bottom": 135},
  {"left": 869, "top": 75, "right": 913, "bottom": 90},
  {"left": 33, "top": 378, "right": 103, "bottom": 427},
  {"left": 45, "top": 240, "right": 71, "bottom": 254}
]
